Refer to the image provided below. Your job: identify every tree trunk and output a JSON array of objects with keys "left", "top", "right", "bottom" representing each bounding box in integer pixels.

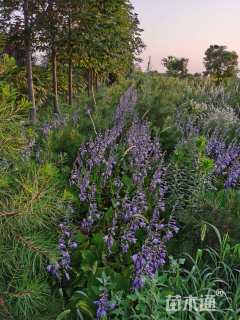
[
  {"left": 91, "top": 70, "right": 96, "bottom": 106},
  {"left": 67, "top": 12, "right": 73, "bottom": 106},
  {"left": 23, "top": 0, "right": 36, "bottom": 124},
  {"left": 87, "top": 70, "right": 91, "bottom": 96},
  {"left": 52, "top": 48, "right": 60, "bottom": 114},
  {"left": 68, "top": 55, "right": 73, "bottom": 105},
  {"left": 93, "top": 72, "right": 96, "bottom": 91}
]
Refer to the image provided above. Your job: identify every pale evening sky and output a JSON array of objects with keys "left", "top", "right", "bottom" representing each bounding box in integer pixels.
[{"left": 131, "top": 0, "right": 240, "bottom": 73}]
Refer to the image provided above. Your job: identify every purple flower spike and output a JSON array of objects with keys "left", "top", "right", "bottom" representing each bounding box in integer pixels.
[
  {"left": 224, "top": 162, "right": 240, "bottom": 188},
  {"left": 69, "top": 86, "right": 180, "bottom": 293},
  {"left": 104, "top": 234, "right": 114, "bottom": 253},
  {"left": 95, "top": 292, "right": 115, "bottom": 319},
  {"left": 47, "top": 221, "right": 77, "bottom": 281}
]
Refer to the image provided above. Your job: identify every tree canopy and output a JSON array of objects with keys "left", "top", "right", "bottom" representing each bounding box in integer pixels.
[
  {"left": 0, "top": 0, "right": 144, "bottom": 120},
  {"left": 204, "top": 45, "right": 238, "bottom": 82},
  {"left": 162, "top": 56, "right": 189, "bottom": 77}
]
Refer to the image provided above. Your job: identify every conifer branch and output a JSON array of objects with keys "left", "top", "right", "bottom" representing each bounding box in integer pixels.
[
  {"left": 15, "top": 235, "right": 52, "bottom": 259},
  {"left": 0, "top": 211, "right": 19, "bottom": 218},
  {"left": 0, "top": 296, "right": 14, "bottom": 320}
]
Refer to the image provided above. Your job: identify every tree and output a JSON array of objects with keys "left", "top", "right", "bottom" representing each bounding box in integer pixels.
[
  {"left": 36, "top": 0, "right": 64, "bottom": 114},
  {"left": 0, "top": 0, "right": 38, "bottom": 123},
  {"left": 2, "top": 23, "right": 26, "bottom": 65},
  {"left": 0, "top": 0, "right": 144, "bottom": 110},
  {"left": 57, "top": 0, "right": 144, "bottom": 105},
  {"left": 80, "top": 0, "right": 144, "bottom": 95},
  {"left": 23, "top": 0, "right": 37, "bottom": 123},
  {"left": 57, "top": 0, "right": 92, "bottom": 105},
  {"left": 203, "top": 45, "right": 238, "bottom": 82},
  {"left": 162, "top": 56, "right": 189, "bottom": 77}
]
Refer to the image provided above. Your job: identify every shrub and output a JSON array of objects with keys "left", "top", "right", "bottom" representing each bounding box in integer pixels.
[{"left": 109, "top": 225, "right": 240, "bottom": 320}]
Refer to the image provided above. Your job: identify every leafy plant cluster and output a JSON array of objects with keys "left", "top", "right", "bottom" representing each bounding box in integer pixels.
[
  {"left": 2, "top": 63, "right": 240, "bottom": 320},
  {"left": 47, "top": 86, "right": 178, "bottom": 319},
  {"left": 0, "top": 56, "right": 131, "bottom": 319},
  {"left": 46, "top": 75, "right": 240, "bottom": 320},
  {"left": 108, "top": 225, "right": 240, "bottom": 320},
  {"left": 74, "top": 74, "right": 240, "bottom": 319}
]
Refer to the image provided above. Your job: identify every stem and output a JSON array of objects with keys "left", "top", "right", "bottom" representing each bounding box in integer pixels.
[
  {"left": 87, "top": 110, "right": 97, "bottom": 136},
  {"left": 23, "top": 0, "right": 36, "bottom": 123},
  {"left": 87, "top": 70, "right": 91, "bottom": 96},
  {"left": 91, "top": 71, "right": 97, "bottom": 107},
  {"left": 68, "top": 54, "right": 73, "bottom": 105},
  {"left": 52, "top": 48, "right": 60, "bottom": 114}
]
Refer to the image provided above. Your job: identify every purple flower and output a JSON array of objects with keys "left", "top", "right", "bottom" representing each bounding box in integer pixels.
[
  {"left": 80, "top": 218, "right": 93, "bottom": 234},
  {"left": 47, "top": 263, "right": 61, "bottom": 280},
  {"left": 206, "top": 131, "right": 240, "bottom": 188},
  {"left": 95, "top": 292, "right": 115, "bottom": 319},
  {"left": 121, "top": 243, "right": 129, "bottom": 253},
  {"left": 114, "top": 86, "right": 137, "bottom": 124},
  {"left": 69, "top": 86, "right": 179, "bottom": 292},
  {"left": 168, "top": 217, "right": 179, "bottom": 234},
  {"left": 104, "top": 234, "right": 114, "bottom": 253},
  {"left": 215, "top": 144, "right": 240, "bottom": 175},
  {"left": 131, "top": 213, "right": 179, "bottom": 289},
  {"left": 79, "top": 184, "right": 101, "bottom": 233},
  {"left": 69, "top": 241, "right": 78, "bottom": 249},
  {"left": 132, "top": 276, "right": 144, "bottom": 289},
  {"left": 79, "top": 173, "right": 90, "bottom": 202},
  {"left": 103, "top": 156, "right": 116, "bottom": 183},
  {"left": 47, "top": 221, "right": 77, "bottom": 281},
  {"left": 206, "top": 132, "right": 226, "bottom": 158},
  {"left": 127, "top": 120, "right": 161, "bottom": 185},
  {"left": 224, "top": 161, "right": 240, "bottom": 188},
  {"left": 150, "top": 161, "right": 168, "bottom": 212}
]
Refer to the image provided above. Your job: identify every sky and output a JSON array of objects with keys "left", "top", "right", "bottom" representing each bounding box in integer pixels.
[{"left": 131, "top": 0, "right": 240, "bottom": 73}]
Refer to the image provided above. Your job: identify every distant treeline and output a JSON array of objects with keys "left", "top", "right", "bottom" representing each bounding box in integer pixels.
[
  {"left": 0, "top": 0, "right": 145, "bottom": 122},
  {"left": 157, "top": 45, "right": 238, "bottom": 82}
]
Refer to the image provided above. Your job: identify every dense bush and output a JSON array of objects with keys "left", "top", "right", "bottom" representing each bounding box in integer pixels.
[
  {"left": 1, "top": 69, "right": 240, "bottom": 319},
  {"left": 109, "top": 227, "right": 240, "bottom": 319},
  {"left": 0, "top": 61, "right": 131, "bottom": 319},
  {"left": 46, "top": 76, "right": 240, "bottom": 320}
]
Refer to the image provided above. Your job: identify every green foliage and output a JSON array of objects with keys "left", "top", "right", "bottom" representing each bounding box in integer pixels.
[
  {"left": 0, "top": 161, "right": 67, "bottom": 319},
  {"left": 0, "top": 64, "right": 131, "bottom": 318},
  {"left": 2, "top": 29, "right": 240, "bottom": 319},
  {"left": 135, "top": 72, "right": 188, "bottom": 130},
  {"left": 109, "top": 226, "right": 240, "bottom": 319},
  {"left": 41, "top": 74, "right": 240, "bottom": 320},
  {"left": 0, "top": 1, "right": 144, "bottom": 317},
  {"left": 162, "top": 56, "right": 189, "bottom": 78},
  {"left": 0, "top": 56, "right": 32, "bottom": 161},
  {"left": 204, "top": 45, "right": 239, "bottom": 83}
]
